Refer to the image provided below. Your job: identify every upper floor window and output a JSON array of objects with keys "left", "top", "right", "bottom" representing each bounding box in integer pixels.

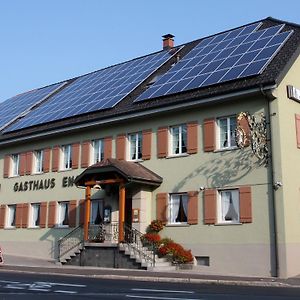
[
  {"left": 11, "top": 154, "right": 20, "bottom": 176},
  {"left": 218, "top": 116, "right": 237, "bottom": 149},
  {"left": 168, "top": 193, "right": 188, "bottom": 224},
  {"left": 30, "top": 203, "right": 40, "bottom": 227},
  {"left": 6, "top": 205, "right": 16, "bottom": 228},
  {"left": 57, "top": 201, "right": 69, "bottom": 227},
  {"left": 170, "top": 125, "right": 187, "bottom": 155},
  {"left": 34, "top": 150, "right": 44, "bottom": 174},
  {"left": 92, "top": 139, "right": 104, "bottom": 164},
  {"left": 61, "top": 145, "right": 72, "bottom": 170},
  {"left": 217, "top": 189, "right": 239, "bottom": 224},
  {"left": 128, "top": 132, "right": 142, "bottom": 160}
]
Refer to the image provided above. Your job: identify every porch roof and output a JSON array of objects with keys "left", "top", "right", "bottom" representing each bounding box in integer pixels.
[{"left": 75, "top": 158, "right": 163, "bottom": 187}]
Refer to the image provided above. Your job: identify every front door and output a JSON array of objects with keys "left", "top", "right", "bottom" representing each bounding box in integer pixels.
[{"left": 124, "top": 197, "right": 132, "bottom": 242}]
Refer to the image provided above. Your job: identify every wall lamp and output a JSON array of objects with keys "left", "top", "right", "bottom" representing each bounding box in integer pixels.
[{"left": 273, "top": 181, "right": 283, "bottom": 190}]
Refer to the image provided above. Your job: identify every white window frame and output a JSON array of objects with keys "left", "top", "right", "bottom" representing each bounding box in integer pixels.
[
  {"left": 57, "top": 201, "right": 69, "bottom": 227},
  {"left": 92, "top": 139, "right": 104, "bottom": 164},
  {"left": 168, "top": 193, "right": 188, "bottom": 224},
  {"left": 30, "top": 203, "right": 40, "bottom": 228},
  {"left": 61, "top": 145, "right": 72, "bottom": 170},
  {"left": 6, "top": 205, "right": 16, "bottom": 228},
  {"left": 217, "top": 189, "right": 240, "bottom": 224},
  {"left": 217, "top": 116, "right": 237, "bottom": 150},
  {"left": 128, "top": 132, "right": 142, "bottom": 161},
  {"left": 34, "top": 150, "right": 43, "bottom": 174},
  {"left": 169, "top": 124, "right": 187, "bottom": 156},
  {"left": 11, "top": 154, "right": 20, "bottom": 177}
]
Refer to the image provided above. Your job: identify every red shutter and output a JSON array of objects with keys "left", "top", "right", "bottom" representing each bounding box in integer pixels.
[
  {"left": 48, "top": 201, "right": 57, "bottom": 228},
  {"left": 19, "top": 153, "right": 26, "bottom": 176},
  {"left": 72, "top": 143, "right": 80, "bottom": 169},
  {"left": 142, "top": 129, "right": 152, "bottom": 160},
  {"left": 187, "top": 191, "right": 198, "bottom": 224},
  {"left": 79, "top": 199, "right": 85, "bottom": 225},
  {"left": 26, "top": 151, "right": 33, "bottom": 175},
  {"left": 187, "top": 122, "right": 198, "bottom": 154},
  {"left": 81, "top": 141, "right": 91, "bottom": 168},
  {"left": 203, "top": 118, "right": 215, "bottom": 152},
  {"left": 22, "top": 203, "right": 29, "bottom": 228},
  {"left": 43, "top": 148, "right": 51, "bottom": 173},
  {"left": 116, "top": 134, "right": 126, "bottom": 160},
  {"left": 104, "top": 136, "right": 112, "bottom": 159},
  {"left": 3, "top": 155, "right": 10, "bottom": 178},
  {"left": 39, "top": 202, "right": 47, "bottom": 228},
  {"left": 156, "top": 193, "right": 168, "bottom": 224},
  {"left": 239, "top": 186, "right": 252, "bottom": 223},
  {"left": 0, "top": 205, "right": 6, "bottom": 228},
  {"left": 204, "top": 189, "right": 216, "bottom": 224},
  {"left": 15, "top": 204, "right": 23, "bottom": 228},
  {"left": 157, "top": 127, "right": 168, "bottom": 158},
  {"left": 238, "top": 114, "right": 251, "bottom": 147},
  {"left": 295, "top": 114, "right": 300, "bottom": 148},
  {"left": 69, "top": 200, "right": 77, "bottom": 228},
  {"left": 52, "top": 146, "right": 60, "bottom": 172}
]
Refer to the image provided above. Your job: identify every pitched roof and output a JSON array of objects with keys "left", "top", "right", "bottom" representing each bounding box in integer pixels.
[
  {"left": 75, "top": 158, "right": 163, "bottom": 187},
  {"left": 1, "top": 17, "right": 300, "bottom": 143}
]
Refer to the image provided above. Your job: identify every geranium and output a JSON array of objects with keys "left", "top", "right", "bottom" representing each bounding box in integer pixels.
[
  {"left": 141, "top": 233, "right": 161, "bottom": 245},
  {"left": 148, "top": 220, "right": 164, "bottom": 233}
]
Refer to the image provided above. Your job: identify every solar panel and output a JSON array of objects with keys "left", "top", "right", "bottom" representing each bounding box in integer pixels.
[
  {"left": 0, "top": 82, "right": 65, "bottom": 130},
  {"left": 136, "top": 23, "right": 293, "bottom": 102},
  {"left": 5, "top": 50, "right": 176, "bottom": 132}
]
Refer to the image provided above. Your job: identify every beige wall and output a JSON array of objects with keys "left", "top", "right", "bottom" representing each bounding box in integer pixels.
[{"left": 0, "top": 94, "right": 275, "bottom": 276}]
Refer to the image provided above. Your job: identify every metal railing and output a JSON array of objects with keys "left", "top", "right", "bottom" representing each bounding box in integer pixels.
[
  {"left": 123, "top": 223, "right": 156, "bottom": 267},
  {"left": 88, "top": 222, "right": 119, "bottom": 243},
  {"left": 58, "top": 225, "right": 84, "bottom": 261}
]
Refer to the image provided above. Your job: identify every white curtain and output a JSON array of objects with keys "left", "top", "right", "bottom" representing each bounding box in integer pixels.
[
  {"left": 59, "top": 202, "right": 67, "bottom": 225},
  {"left": 32, "top": 204, "right": 40, "bottom": 226},
  {"left": 222, "top": 191, "right": 239, "bottom": 221},
  {"left": 8, "top": 206, "right": 15, "bottom": 227},
  {"left": 170, "top": 195, "right": 180, "bottom": 223},
  {"left": 222, "top": 191, "right": 231, "bottom": 220}
]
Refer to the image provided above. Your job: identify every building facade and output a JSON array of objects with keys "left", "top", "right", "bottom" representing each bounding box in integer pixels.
[{"left": 1, "top": 17, "right": 300, "bottom": 278}]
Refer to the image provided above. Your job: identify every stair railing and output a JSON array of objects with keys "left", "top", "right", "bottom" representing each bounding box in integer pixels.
[
  {"left": 58, "top": 225, "right": 84, "bottom": 261},
  {"left": 123, "top": 223, "right": 156, "bottom": 267}
]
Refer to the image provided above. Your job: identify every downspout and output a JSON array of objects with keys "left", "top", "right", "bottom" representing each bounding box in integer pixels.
[{"left": 260, "top": 85, "right": 279, "bottom": 277}]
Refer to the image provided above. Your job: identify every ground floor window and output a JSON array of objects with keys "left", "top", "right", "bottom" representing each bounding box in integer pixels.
[
  {"left": 218, "top": 189, "right": 239, "bottom": 223},
  {"left": 58, "top": 201, "right": 69, "bottom": 227},
  {"left": 30, "top": 203, "right": 40, "bottom": 227},
  {"left": 90, "top": 200, "right": 104, "bottom": 224},
  {"left": 6, "top": 205, "right": 16, "bottom": 228},
  {"left": 168, "top": 193, "right": 188, "bottom": 224}
]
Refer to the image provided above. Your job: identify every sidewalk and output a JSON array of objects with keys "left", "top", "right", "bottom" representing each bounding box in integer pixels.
[{"left": 1, "top": 254, "right": 300, "bottom": 288}]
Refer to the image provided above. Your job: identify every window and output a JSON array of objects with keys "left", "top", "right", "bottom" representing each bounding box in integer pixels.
[
  {"left": 61, "top": 145, "right": 72, "bottom": 170},
  {"left": 57, "top": 202, "right": 69, "bottom": 226},
  {"left": 90, "top": 200, "right": 103, "bottom": 225},
  {"left": 170, "top": 125, "right": 187, "bottom": 155},
  {"left": 6, "top": 205, "right": 16, "bottom": 228},
  {"left": 218, "top": 116, "right": 237, "bottom": 149},
  {"left": 128, "top": 132, "right": 142, "bottom": 160},
  {"left": 168, "top": 193, "right": 188, "bottom": 224},
  {"left": 30, "top": 203, "right": 40, "bottom": 227},
  {"left": 11, "top": 154, "right": 20, "bottom": 176},
  {"left": 217, "top": 189, "right": 239, "bottom": 223},
  {"left": 92, "top": 139, "right": 104, "bottom": 164},
  {"left": 34, "top": 150, "right": 43, "bottom": 173}
]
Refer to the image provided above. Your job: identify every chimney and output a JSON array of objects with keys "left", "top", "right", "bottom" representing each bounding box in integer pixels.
[{"left": 162, "top": 34, "right": 175, "bottom": 50}]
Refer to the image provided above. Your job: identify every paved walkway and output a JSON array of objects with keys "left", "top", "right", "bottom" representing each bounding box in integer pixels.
[{"left": 1, "top": 254, "right": 300, "bottom": 288}]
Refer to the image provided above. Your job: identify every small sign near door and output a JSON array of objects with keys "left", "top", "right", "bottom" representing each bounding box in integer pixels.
[{"left": 132, "top": 208, "right": 140, "bottom": 223}]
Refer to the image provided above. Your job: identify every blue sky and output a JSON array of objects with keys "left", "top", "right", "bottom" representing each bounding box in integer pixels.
[{"left": 1, "top": 0, "right": 300, "bottom": 102}]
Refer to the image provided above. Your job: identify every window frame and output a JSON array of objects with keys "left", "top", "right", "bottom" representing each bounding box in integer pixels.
[
  {"left": 169, "top": 124, "right": 187, "bottom": 156},
  {"left": 11, "top": 154, "right": 20, "bottom": 177},
  {"left": 168, "top": 193, "right": 188, "bottom": 225},
  {"left": 217, "top": 189, "right": 240, "bottom": 224},
  {"left": 33, "top": 150, "right": 44, "bottom": 174},
  {"left": 217, "top": 115, "right": 237, "bottom": 150},
  {"left": 6, "top": 204, "right": 16, "bottom": 228},
  {"left": 92, "top": 139, "right": 104, "bottom": 164},
  {"left": 57, "top": 201, "right": 69, "bottom": 227},
  {"left": 61, "top": 145, "right": 72, "bottom": 170},
  {"left": 128, "top": 132, "right": 142, "bottom": 161},
  {"left": 30, "top": 203, "right": 41, "bottom": 228}
]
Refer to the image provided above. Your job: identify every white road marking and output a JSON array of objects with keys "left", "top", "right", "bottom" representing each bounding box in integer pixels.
[
  {"left": 5, "top": 286, "right": 25, "bottom": 290},
  {"left": 126, "top": 295, "right": 204, "bottom": 300},
  {"left": 36, "top": 281, "right": 86, "bottom": 287},
  {"left": 54, "top": 290, "right": 77, "bottom": 294},
  {"left": 0, "top": 280, "right": 20, "bottom": 284},
  {"left": 132, "top": 288, "right": 194, "bottom": 294},
  {"left": 28, "top": 288, "right": 50, "bottom": 292}
]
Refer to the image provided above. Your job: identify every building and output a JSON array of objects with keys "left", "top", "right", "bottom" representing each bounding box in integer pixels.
[{"left": 1, "top": 17, "right": 300, "bottom": 278}]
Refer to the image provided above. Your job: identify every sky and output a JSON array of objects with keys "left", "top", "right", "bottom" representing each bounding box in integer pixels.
[{"left": 1, "top": 0, "right": 300, "bottom": 102}]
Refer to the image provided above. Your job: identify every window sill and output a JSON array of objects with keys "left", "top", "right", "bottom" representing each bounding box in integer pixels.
[
  {"left": 214, "top": 146, "right": 238, "bottom": 153},
  {"left": 31, "top": 172, "right": 44, "bottom": 176},
  {"left": 166, "top": 153, "right": 189, "bottom": 159},
  {"left": 4, "top": 227, "right": 16, "bottom": 230},
  {"left": 128, "top": 159, "right": 143, "bottom": 163},
  {"left": 58, "top": 168, "right": 72, "bottom": 172},
  {"left": 28, "top": 226, "right": 41, "bottom": 229},
  {"left": 166, "top": 223, "right": 190, "bottom": 227},
  {"left": 215, "top": 222, "right": 242, "bottom": 226},
  {"left": 9, "top": 175, "right": 20, "bottom": 178},
  {"left": 55, "top": 225, "right": 69, "bottom": 228}
]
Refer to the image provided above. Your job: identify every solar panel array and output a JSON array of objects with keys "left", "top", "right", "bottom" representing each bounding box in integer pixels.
[
  {"left": 5, "top": 50, "right": 175, "bottom": 132},
  {"left": 0, "top": 82, "right": 64, "bottom": 130},
  {"left": 136, "top": 23, "right": 293, "bottom": 102}
]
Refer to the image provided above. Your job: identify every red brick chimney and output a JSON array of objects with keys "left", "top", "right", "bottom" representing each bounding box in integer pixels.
[{"left": 162, "top": 34, "right": 174, "bottom": 50}]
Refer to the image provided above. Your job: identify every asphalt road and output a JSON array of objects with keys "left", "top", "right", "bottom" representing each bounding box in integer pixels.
[{"left": 0, "top": 271, "right": 300, "bottom": 299}]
